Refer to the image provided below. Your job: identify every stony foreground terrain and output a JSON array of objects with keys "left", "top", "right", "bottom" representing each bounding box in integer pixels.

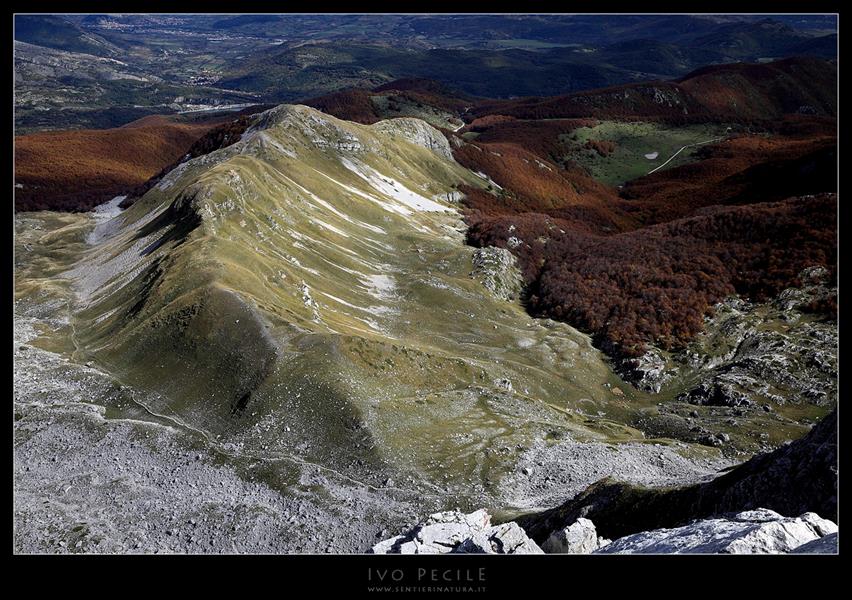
[
  {"left": 371, "top": 506, "right": 837, "bottom": 555},
  {"left": 371, "top": 403, "right": 838, "bottom": 555},
  {"left": 14, "top": 314, "right": 424, "bottom": 553},
  {"left": 13, "top": 301, "right": 732, "bottom": 554}
]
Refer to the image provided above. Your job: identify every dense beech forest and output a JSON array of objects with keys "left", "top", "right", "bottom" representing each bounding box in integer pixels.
[{"left": 465, "top": 194, "right": 836, "bottom": 357}]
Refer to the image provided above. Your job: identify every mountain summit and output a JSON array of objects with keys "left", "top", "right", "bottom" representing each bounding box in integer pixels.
[{"left": 63, "top": 105, "right": 652, "bottom": 516}]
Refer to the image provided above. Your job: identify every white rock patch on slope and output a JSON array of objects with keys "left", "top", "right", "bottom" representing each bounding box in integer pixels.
[
  {"left": 341, "top": 158, "right": 450, "bottom": 213},
  {"left": 85, "top": 196, "right": 126, "bottom": 245},
  {"left": 371, "top": 117, "right": 455, "bottom": 160},
  {"left": 313, "top": 168, "right": 413, "bottom": 218}
]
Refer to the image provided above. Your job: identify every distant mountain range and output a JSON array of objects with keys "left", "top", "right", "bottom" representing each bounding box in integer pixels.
[
  {"left": 218, "top": 18, "right": 837, "bottom": 101},
  {"left": 465, "top": 56, "right": 837, "bottom": 121},
  {"left": 14, "top": 14, "right": 837, "bottom": 131},
  {"left": 59, "top": 13, "right": 839, "bottom": 48}
]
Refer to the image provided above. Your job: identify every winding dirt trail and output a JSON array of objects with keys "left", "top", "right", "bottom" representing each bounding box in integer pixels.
[{"left": 646, "top": 136, "right": 725, "bottom": 175}]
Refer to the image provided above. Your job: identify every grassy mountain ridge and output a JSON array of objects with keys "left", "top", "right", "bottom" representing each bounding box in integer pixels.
[
  {"left": 18, "top": 57, "right": 835, "bottom": 367},
  {"left": 60, "top": 105, "right": 656, "bottom": 506}
]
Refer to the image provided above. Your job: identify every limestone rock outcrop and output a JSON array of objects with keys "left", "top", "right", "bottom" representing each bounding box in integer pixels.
[
  {"left": 371, "top": 509, "right": 543, "bottom": 554},
  {"left": 595, "top": 509, "right": 837, "bottom": 554}
]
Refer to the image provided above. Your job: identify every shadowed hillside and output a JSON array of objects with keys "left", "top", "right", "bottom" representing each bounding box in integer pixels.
[
  {"left": 303, "top": 79, "right": 471, "bottom": 129},
  {"left": 468, "top": 57, "right": 836, "bottom": 122},
  {"left": 515, "top": 408, "right": 837, "bottom": 541}
]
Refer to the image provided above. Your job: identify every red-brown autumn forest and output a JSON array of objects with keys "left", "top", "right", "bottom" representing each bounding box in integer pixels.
[
  {"left": 452, "top": 57, "right": 836, "bottom": 357},
  {"left": 14, "top": 107, "right": 269, "bottom": 212},
  {"left": 17, "top": 57, "right": 837, "bottom": 359}
]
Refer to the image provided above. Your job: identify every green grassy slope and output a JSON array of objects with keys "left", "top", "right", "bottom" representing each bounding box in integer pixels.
[
  {"left": 56, "top": 106, "right": 665, "bottom": 507},
  {"left": 562, "top": 121, "right": 732, "bottom": 186}
]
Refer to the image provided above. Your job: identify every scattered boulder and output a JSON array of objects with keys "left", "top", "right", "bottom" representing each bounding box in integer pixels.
[
  {"left": 471, "top": 247, "right": 524, "bottom": 301},
  {"left": 506, "top": 236, "right": 522, "bottom": 249},
  {"left": 678, "top": 380, "right": 751, "bottom": 408},
  {"left": 541, "top": 518, "right": 610, "bottom": 554},
  {"left": 614, "top": 347, "right": 672, "bottom": 393},
  {"left": 370, "top": 509, "right": 543, "bottom": 554},
  {"left": 494, "top": 378, "right": 513, "bottom": 392},
  {"left": 596, "top": 509, "right": 837, "bottom": 554},
  {"left": 698, "top": 432, "right": 731, "bottom": 448}
]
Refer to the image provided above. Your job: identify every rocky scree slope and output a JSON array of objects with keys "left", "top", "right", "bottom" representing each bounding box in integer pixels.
[{"left": 14, "top": 211, "right": 420, "bottom": 554}]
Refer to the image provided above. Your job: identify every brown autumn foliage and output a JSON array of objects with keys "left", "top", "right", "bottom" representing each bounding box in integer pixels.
[
  {"left": 304, "top": 78, "right": 473, "bottom": 126},
  {"left": 15, "top": 122, "right": 213, "bottom": 212},
  {"left": 619, "top": 134, "right": 837, "bottom": 225},
  {"left": 372, "top": 78, "right": 472, "bottom": 113},
  {"left": 677, "top": 57, "right": 838, "bottom": 120},
  {"left": 466, "top": 194, "right": 836, "bottom": 357},
  {"left": 120, "top": 112, "right": 262, "bottom": 207},
  {"left": 14, "top": 106, "right": 271, "bottom": 212},
  {"left": 585, "top": 139, "right": 617, "bottom": 157},
  {"left": 463, "top": 114, "right": 518, "bottom": 132},
  {"left": 454, "top": 141, "right": 636, "bottom": 234},
  {"left": 770, "top": 114, "right": 836, "bottom": 138},
  {"left": 469, "top": 57, "right": 837, "bottom": 124},
  {"left": 303, "top": 88, "right": 382, "bottom": 124},
  {"left": 470, "top": 81, "right": 711, "bottom": 123},
  {"left": 454, "top": 116, "right": 835, "bottom": 358},
  {"left": 469, "top": 118, "right": 597, "bottom": 162}
]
